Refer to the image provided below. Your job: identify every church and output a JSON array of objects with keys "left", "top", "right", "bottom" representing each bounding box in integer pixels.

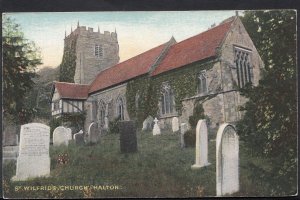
[{"left": 51, "top": 15, "right": 263, "bottom": 133}]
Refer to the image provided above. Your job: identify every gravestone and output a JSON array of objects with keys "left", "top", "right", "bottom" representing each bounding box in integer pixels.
[
  {"left": 216, "top": 123, "right": 239, "bottom": 196},
  {"left": 53, "top": 126, "right": 70, "bottom": 146},
  {"left": 74, "top": 130, "right": 84, "bottom": 145},
  {"left": 172, "top": 117, "right": 179, "bottom": 133},
  {"left": 104, "top": 117, "right": 109, "bottom": 129},
  {"left": 12, "top": 123, "right": 50, "bottom": 181},
  {"left": 152, "top": 118, "right": 161, "bottom": 135},
  {"left": 142, "top": 115, "right": 154, "bottom": 131},
  {"left": 191, "top": 120, "right": 210, "bottom": 169},
  {"left": 118, "top": 121, "right": 137, "bottom": 153},
  {"left": 88, "top": 122, "right": 100, "bottom": 143},
  {"left": 180, "top": 123, "right": 188, "bottom": 148},
  {"left": 3, "top": 125, "right": 19, "bottom": 146},
  {"left": 66, "top": 128, "right": 72, "bottom": 141}
]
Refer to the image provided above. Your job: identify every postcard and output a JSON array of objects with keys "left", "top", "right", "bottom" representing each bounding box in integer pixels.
[{"left": 2, "top": 10, "right": 297, "bottom": 198}]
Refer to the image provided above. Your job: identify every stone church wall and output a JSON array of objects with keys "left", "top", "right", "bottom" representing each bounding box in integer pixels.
[{"left": 84, "top": 83, "right": 129, "bottom": 133}]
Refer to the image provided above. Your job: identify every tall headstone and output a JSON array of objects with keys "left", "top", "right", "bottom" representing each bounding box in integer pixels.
[
  {"left": 152, "top": 118, "right": 161, "bottom": 136},
  {"left": 180, "top": 123, "right": 188, "bottom": 148},
  {"left": 216, "top": 123, "right": 239, "bottom": 196},
  {"left": 74, "top": 130, "right": 84, "bottom": 145},
  {"left": 12, "top": 123, "right": 50, "bottom": 181},
  {"left": 88, "top": 122, "right": 100, "bottom": 143},
  {"left": 53, "top": 126, "right": 71, "bottom": 146},
  {"left": 119, "top": 121, "right": 137, "bottom": 153},
  {"left": 191, "top": 120, "right": 210, "bottom": 169},
  {"left": 172, "top": 117, "right": 179, "bottom": 133},
  {"left": 142, "top": 115, "right": 154, "bottom": 131}
]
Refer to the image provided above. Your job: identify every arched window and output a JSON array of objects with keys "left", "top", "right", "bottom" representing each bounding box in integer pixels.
[
  {"left": 116, "top": 96, "right": 125, "bottom": 120},
  {"left": 98, "top": 100, "right": 106, "bottom": 127},
  {"left": 161, "top": 82, "right": 174, "bottom": 115},
  {"left": 234, "top": 47, "right": 252, "bottom": 88},
  {"left": 198, "top": 70, "right": 207, "bottom": 95}
]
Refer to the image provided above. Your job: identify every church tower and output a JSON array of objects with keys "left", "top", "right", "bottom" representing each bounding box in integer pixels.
[{"left": 63, "top": 22, "right": 120, "bottom": 84}]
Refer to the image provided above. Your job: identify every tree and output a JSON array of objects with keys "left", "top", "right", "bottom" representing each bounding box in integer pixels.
[
  {"left": 3, "top": 17, "right": 42, "bottom": 124},
  {"left": 238, "top": 10, "right": 297, "bottom": 195}
]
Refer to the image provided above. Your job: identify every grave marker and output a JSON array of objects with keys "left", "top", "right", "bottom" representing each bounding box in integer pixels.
[
  {"left": 191, "top": 120, "right": 210, "bottom": 169},
  {"left": 88, "top": 122, "right": 100, "bottom": 143},
  {"left": 119, "top": 121, "right": 137, "bottom": 153},
  {"left": 53, "top": 126, "right": 70, "bottom": 146},
  {"left": 180, "top": 123, "right": 188, "bottom": 148},
  {"left": 12, "top": 123, "right": 50, "bottom": 181},
  {"left": 74, "top": 130, "right": 84, "bottom": 145},
  {"left": 216, "top": 123, "right": 239, "bottom": 196},
  {"left": 153, "top": 118, "right": 161, "bottom": 135},
  {"left": 142, "top": 115, "right": 154, "bottom": 131},
  {"left": 172, "top": 117, "right": 179, "bottom": 133}
]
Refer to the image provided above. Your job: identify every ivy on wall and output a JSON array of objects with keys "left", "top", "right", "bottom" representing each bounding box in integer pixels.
[
  {"left": 126, "top": 59, "right": 216, "bottom": 124},
  {"left": 59, "top": 36, "right": 77, "bottom": 83},
  {"left": 126, "top": 76, "right": 151, "bottom": 126}
]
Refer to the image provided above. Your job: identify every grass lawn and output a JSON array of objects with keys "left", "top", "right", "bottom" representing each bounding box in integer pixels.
[{"left": 3, "top": 130, "right": 270, "bottom": 198}]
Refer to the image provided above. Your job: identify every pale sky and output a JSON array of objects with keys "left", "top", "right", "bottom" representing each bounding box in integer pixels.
[{"left": 4, "top": 11, "right": 238, "bottom": 70}]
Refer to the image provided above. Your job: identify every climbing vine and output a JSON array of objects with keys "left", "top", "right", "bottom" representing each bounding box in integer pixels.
[
  {"left": 125, "top": 59, "right": 217, "bottom": 124},
  {"left": 49, "top": 112, "right": 86, "bottom": 138},
  {"left": 59, "top": 36, "right": 77, "bottom": 82},
  {"left": 126, "top": 76, "right": 151, "bottom": 126}
]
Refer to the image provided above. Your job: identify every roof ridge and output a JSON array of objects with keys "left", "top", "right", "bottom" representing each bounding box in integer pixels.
[
  {"left": 90, "top": 41, "right": 168, "bottom": 86},
  {"left": 171, "top": 19, "right": 234, "bottom": 47},
  {"left": 54, "top": 81, "right": 90, "bottom": 86}
]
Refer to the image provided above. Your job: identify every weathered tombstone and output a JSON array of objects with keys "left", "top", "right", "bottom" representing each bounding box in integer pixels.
[
  {"left": 152, "top": 117, "right": 161, "bottom": 135},
  {"left": 191, "top": 120, "right": 210, "bottom": 169},
  {"left": 172, "top": 117, "right": 179, "bottom": 133},
  {"left": 88, "top": 122, "right": 100, "bottom": 143},
  {"left": 180, "top": 123, "right": 188, "bottom": 148},
  {"left": 53, "top": 126, "right": 70, "bottom": 146},
  {"left": 216, "top": 123, "right": 239, "bottom": 196},
  {"left": 3, "top": 125, "right": 19, "bottom": 146},
  {"left": 74, "top": 130, "right": 84, "bottom": 145},
  {"left": 104, "top": 117, "right": 109, "bottom": 129},
  {"left": 142, "top": 115, "right": 154, "bottom": 131},
  {"left": 12, "top": 123, "right": 50, "bottom": 181},
  {"left": 66, "top": 128, "right": 72, "bottom": 141},
  {"left": 118, "top": 121, "right": 137, "bottom": 153}
]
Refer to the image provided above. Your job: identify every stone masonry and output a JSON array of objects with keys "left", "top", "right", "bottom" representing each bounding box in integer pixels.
[{"left": 64, "top": 23, "right": 120, "bottom": 84}]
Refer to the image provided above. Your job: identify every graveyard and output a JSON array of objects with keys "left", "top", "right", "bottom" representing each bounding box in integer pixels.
[{"left": 3, "top": 125, "right": 271, "bottom": 198}]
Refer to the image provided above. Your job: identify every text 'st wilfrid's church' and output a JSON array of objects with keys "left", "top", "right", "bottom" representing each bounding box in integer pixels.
[{"left": 51, "top": 14, "right": 264, "bottom": 134}]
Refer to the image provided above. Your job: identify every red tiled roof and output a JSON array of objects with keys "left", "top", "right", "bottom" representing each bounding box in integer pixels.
[
  {"left": 54, "top": 82, "right": 90, "bottom": 99},
  {"left": 151, "top": 20, "right": 234, "bottom": 76},
  {"left": 89, "top": 42, "right": 167, "bottom": 93}
]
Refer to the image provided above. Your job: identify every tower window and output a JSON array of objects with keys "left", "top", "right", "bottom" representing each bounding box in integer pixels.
[
  {"left": 197, "top": 70, "right": 208, "bottom": 95},
  {"left": 234, "top": 47, "right": 252, "bottom": 88},
  {"left": 95, "top": 44, "right": 103, "bottom": 57}
]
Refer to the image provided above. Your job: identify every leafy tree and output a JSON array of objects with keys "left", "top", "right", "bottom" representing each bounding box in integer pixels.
[
  {"left": 3, "top": 17, "right": 42, "bottom": 124},
  {"left": 238, "top": 10, "right": 297, "bottom": 195}
]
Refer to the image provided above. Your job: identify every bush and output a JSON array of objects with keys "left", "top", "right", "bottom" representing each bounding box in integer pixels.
[
  {"left": 48, "top": 112, "right": 86, "bottom": 138},
  {"left": 49, "top": 117, "right": 61, "bottom": 139},
  {"left": 188, "top": 103, "right": 206, "bottom": 129},
  {"left": 108, "top": 117, "right": 120, "bottom": 134},
  {"left": 184, "top": 129, "right": 196, "bottom": 147}
]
